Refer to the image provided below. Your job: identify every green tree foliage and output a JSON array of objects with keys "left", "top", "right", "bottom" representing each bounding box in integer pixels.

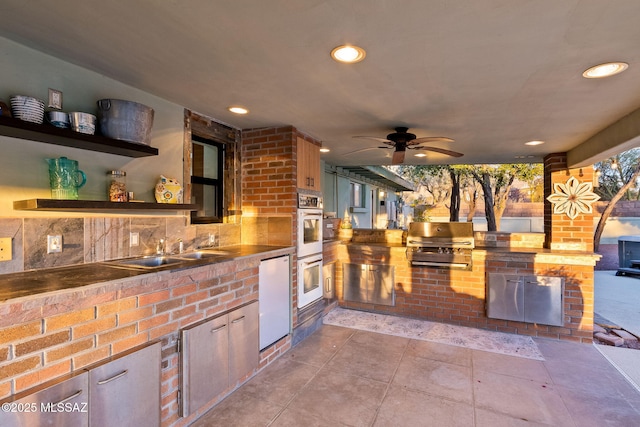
[
  {"left": 393, "top": 163, "right": 543, "bottom": 231},
  {"left": 594, "top": 148, "right": 640, "bottom": 201},
  {"left": 593, "top": 148, "right": 640, "bottom": 251}
]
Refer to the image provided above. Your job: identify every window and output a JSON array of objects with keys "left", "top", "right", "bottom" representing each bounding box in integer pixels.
[
  {"left": 350, "top": 182, "right": 365, "bottom": 208},
  {"left": 190, "top": 135, "right": 224, "bottom": 223}
]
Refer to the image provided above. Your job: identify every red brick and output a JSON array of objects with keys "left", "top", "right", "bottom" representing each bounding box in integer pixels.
[
  {"left": 45, "top": 337, "right": 94, "bottom": 363},
  {"left": 138, "top": 290, "right": 171, "bottom": 306},
  {"left": 0, "top": 321, "right": 42, "bottom": 345},
  {"left": 73, "top": 347, "right": 111, "bottom": 369},
  {"left": 45, "top": 308, "right": 95, "bottom": 332},
  {"left": 97, "top": 324, "right": 137, "bottom": 346},
  {"left": 15, "top": 360, "right": 71, "bottom": 392},
  {"left": 96, "top": 297, "right": 137, "bottom": 317},
  {"left": 73, "top": 316, "right": 117, "bottom": 339},
  {"left": 0, "top": 356, "right": 40, "bottom": 381},
  {"left": 15, "top": 331, "right": 70, "bottom": 357}
]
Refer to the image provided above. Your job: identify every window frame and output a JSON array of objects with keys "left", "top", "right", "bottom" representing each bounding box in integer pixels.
[{"left": 190, "top": 134, "right": 225, "bottom": 224}]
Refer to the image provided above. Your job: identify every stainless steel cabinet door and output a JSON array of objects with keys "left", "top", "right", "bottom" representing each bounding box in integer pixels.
[
  {"left": 487, "top": 273, "right": 524, "bottom": 322},
  {"left": 343, "top": 263, "right": 368, "bottom": 303},
  {"left": 368, "top": 265, "right": 395, "bottom": 306},
  {"left": 229, "top": 301, "right": 259, "bottom": 386},
  {"left": 89, "top": 341, "right": 161, "bottom": 427},
  {"left": 0, "top": 372, "right": 88, "bottom": 427},
  {"left": 523, "top": 276, "right": 564, "bottom": 326},
  {"left": 181, "top": 314, "right": 229, "bottom": 417}
]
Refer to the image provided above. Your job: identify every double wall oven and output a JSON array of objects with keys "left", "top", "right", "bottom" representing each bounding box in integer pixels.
[{"left": 297, "top": 194, "right": 323, "bottom": 308}]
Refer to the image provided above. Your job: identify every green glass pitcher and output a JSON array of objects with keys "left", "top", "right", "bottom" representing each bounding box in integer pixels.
[{"left": 46, "top": 157, "right": 87, "bottom": 200}]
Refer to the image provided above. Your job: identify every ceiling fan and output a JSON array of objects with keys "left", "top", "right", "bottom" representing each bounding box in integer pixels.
[{"left": 352, "top": 127, "right": 463, "bottom": 164}]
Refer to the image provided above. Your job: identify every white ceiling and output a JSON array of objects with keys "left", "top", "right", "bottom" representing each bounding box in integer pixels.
[{"left": 2, "top": 0, "right": 640, "bottom": 167}]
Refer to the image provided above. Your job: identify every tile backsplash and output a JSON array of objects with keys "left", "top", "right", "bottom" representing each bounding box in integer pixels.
[{"left": 0, "top": 216, "right": 241, "bottom": 275}]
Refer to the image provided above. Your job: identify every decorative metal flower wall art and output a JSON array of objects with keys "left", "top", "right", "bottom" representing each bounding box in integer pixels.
[{"left": 546, "top": 176, "right": 600, "bottom": 220}]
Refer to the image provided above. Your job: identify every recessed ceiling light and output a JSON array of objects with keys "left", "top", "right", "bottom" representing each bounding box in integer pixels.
[
  {"left": 525, "top": 140, "right": 545, "bottom": 146},
  {"left": 319, "top": 147, "right": 330, "bottom": 153},
  {"left": 414, "top": 153, "right": 427, "bottom": 158},
  {"left": 582, "top": 62, "right": 629, "bottom": 78},
  {"left": 330, "top": 45, "right": 366, "bottom": 63},
  {"left": 228, "top": 106, "right": 249, "bottom": 114}
]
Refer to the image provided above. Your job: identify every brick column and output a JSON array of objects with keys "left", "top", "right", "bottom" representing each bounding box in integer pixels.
[{"left": 543, "top": 153, "right": 596, "bottom": 251}]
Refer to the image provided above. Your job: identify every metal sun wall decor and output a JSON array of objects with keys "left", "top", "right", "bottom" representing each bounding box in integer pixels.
[{"left": 546, "top": 176, "right": 600, "bottom": 220}]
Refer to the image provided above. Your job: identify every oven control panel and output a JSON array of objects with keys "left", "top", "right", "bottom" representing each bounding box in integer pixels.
[{"left": 298, "top": 193, "right": 323, "bottom": 209}]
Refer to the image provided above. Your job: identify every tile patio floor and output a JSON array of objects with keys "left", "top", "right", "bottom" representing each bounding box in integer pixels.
[{"left": 191, "top": 324, "right": 640, "bottom": 426}]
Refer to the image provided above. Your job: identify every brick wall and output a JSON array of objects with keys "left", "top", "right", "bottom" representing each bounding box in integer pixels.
[
  {"left": 241, "top": 126, "right": 298, "bottom": 219},
  {"left": 544, "top": 153, "right": 596, "bottom": 251},
  {"left": 334, "top": 244, "right": 596, "bottom": 343},
  {"left": 0, "top": 250, "right": 292, "bottom": 427},
  {"left": 240, "top": 126, "right": 322, "bottom": 328}
]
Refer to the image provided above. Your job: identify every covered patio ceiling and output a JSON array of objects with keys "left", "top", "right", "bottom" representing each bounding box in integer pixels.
[{"left": 2, "top": 1, "right": 640, "bottom": 167}]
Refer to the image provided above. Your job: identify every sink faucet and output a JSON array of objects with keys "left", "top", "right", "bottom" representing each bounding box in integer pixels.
[{"left": 156, "top": 238, "right": 166, "bottom": 255}]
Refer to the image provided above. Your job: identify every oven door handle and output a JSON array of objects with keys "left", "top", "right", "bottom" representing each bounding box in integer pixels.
[{"left": 303, "top": 258, "right": 322, "bottom": 265}]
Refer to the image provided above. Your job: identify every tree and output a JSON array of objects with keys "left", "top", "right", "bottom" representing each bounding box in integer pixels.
[
  {"left": 464, "top": 163, "right": 543, "bottom": 231},
  {"left": 394, "top": 165, "right": 463, "bottom": 221},
  {"left": 393, "top": 163, "right": 543, "bottom": 230},
  {"left": 593, "top": 149, "right": 640, "bottom": 251},
  {"left": 595, "top": 149, "right": 640, "bottom": 201}
]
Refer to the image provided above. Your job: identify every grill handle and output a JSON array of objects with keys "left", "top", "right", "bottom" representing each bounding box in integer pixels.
[{"left": 408, "top": 240, "right": 472, "bottom": 246}]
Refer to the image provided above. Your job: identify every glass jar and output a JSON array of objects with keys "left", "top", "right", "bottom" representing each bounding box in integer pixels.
[{"left": 108, "top": 170, "right": 127, "bottom": 202}]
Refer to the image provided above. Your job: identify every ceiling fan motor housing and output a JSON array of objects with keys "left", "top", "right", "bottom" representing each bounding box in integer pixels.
[{"left": 387, "top": 127, "right": 416, "bottom": 144}]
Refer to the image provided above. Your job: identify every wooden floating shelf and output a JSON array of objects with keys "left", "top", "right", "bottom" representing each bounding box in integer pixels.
[
  {"left": 14, "top": 199, "right": 199, "bottom": 211},
  {"left": 0, "top": 115, "right": 158, "bottom": 157}
]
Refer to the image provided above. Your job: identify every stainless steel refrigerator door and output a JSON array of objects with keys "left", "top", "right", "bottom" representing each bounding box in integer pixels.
[
  {"left": 524, "top": 276, "right": 564, "bottom": 326},
  {"left": 259, "top": 256, "right": 291, "bottom": 349},
  {"left": 487, "top": 274, "right": 524, "bottom": 322}
]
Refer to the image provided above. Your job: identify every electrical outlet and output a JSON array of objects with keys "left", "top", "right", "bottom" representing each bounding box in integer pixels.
[
  {"left": 130, "top": 232, "right": 139, "bottom": 247},
  {"left": 0, "top": 237, "right": 12, "bottom": 261},
  {"left": 47, "top": 235, "right": 62, "bottom": 254},
  {"left": 48, "top": 88, "right": 63, "bottom": 109}
]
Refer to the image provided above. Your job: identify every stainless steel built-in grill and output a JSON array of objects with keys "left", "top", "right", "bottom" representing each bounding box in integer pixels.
[{"left": 406, "top": 222, "right": 475, "bottom": 270}]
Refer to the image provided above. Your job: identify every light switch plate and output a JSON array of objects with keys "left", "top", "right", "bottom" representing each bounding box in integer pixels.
[
  {"left": 47, "top": 235, "right": 62, "bottom": 254},
  {"left": 0, "top": 237, "right": 12, "bottom": 261},
  {"left": 130, "top": 232, "right": 139, "bottom": 247}
]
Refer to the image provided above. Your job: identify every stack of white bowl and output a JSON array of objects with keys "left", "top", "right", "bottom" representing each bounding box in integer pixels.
[{"left": 10, "top": 95, "right": 45, "bottom": 124}]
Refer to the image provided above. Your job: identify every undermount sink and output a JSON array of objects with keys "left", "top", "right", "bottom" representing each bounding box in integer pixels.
[
  {"left": 106, "top": 255, "right": 187, "bottom": 269},
  {"left": 176, "top": 251, "right": 223, "bottom": 260}
]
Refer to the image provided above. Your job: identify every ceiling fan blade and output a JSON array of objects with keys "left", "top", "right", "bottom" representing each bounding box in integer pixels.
[
  {"left": 352, "top": 135, "right": 392, "bottom": 143},
  {"left": 391, "top": 150, "right": 406, "bottom": 164},
  {"left": 412, "top": 146, "right": 464, "bottom": 157},
  {"left": 343, "top": 147, "right": 381, "bottom": 156},
  {"left": 411, "top": 136, "right": 454, "bottom": 145}
]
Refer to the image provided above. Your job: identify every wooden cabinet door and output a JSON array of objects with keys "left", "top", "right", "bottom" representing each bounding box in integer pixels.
[
  {"left": 297, "top": 137, "right": 321, "bottom": 190},
  {"left": 228, "top": 301, "right": 259, "bottom": 386}
]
